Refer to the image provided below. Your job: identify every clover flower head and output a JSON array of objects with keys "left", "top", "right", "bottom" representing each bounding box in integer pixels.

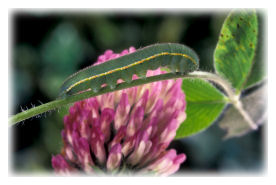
[{"left": 52, "top": 46, "right": 187, "bottom": 176}]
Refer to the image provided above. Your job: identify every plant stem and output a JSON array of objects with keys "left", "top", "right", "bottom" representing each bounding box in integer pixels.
[
  {"left": 9, "top": 73, "right": 188, "bottom": 126},
  {"left": 9, "top": 71, "right": 258, "bottom": 130}
]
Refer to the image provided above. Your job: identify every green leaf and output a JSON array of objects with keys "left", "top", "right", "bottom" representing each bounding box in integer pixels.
[
  {"left": 214, "top": 9, "right": 258, "bottom": 92},
  {"left": 219, "top": 83, "right": 267, "bottom": 139},
  {"left": 244, "top": 12, "right": 266, "bottom": 89},
  {"left": 175, "top": 78, "right": 227, "bottom": 139}
]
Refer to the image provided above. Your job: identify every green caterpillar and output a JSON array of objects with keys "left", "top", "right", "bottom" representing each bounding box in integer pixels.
[{"left": 59, "top": 43, "right": 199, "bottom": 98}]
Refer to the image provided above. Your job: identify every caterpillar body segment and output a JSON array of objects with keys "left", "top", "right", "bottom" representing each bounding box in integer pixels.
[{"left": 59, "top": 43, "right": 199, "bottom": 97}]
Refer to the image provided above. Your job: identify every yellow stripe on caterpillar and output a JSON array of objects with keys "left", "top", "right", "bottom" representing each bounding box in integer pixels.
[{"left": 65, "top": 52, "right": 196, "bottom": 93}]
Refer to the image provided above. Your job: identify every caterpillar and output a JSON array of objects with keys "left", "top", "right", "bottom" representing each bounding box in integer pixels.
[{"left": 59, "top": 43, "right": 199, "bottom": 98}]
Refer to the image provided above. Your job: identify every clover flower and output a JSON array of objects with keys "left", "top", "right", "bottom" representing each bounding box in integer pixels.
[{"left": 52, "top": 47, "right": 187, "bottom": 176}]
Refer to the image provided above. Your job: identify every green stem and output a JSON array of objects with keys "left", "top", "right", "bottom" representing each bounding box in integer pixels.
[
  {"left": 9, "top": 73, "right": 188, "bottom": 126},
  {"left": 9, "top": 71, "right": 258, "bottom": 130}
]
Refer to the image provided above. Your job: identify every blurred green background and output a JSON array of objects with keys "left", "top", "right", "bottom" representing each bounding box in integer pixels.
[{"left": 10, "top": 10, "right": 264, "bottom": 174}]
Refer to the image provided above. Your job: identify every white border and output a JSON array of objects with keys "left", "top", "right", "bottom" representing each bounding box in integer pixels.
[{"left": 2, "top": 1, "right": 275, "bottom": 185}]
